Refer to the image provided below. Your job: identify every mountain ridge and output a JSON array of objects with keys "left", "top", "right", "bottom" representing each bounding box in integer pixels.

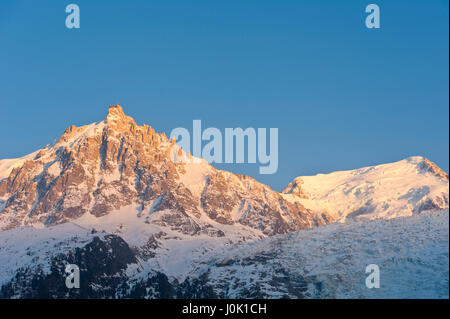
[
  {"left": 0, "top": 104, "right": 448, "bottom": 299},
  {"left": 282, "top": 156, "right": 449, "bottom": 222},
  {"left": 1, "top": 105, "right": 447, "bottom": 231},
  {"left": 0, "top": 105, "right": 328, "bottom": 234}
]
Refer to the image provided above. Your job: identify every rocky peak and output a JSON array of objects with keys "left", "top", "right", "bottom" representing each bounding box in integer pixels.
[
  {"left": 282, "top": 177, "right": 309, "bottom": 199},
  {"left": 419, "top": 157, "right": 449, "bottom": 181},
  {"left": 0, "top": 104, "right": 330, "bottom": 235},
  {"left": 106, "top": 104, "right": 126, "bottom": 120},
  {"left": 105, "top": 104, "right": 137, "bottom": 132},
  {"left": 58, "top": 125, "right": 85, "bottom": 143}
]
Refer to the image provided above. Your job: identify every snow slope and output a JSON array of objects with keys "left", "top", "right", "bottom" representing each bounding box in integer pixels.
[
  {"left": 192, "top": 209, "right": 449, "bottom": 298},
  {"left": 0, "top": 151, "right": 39, "bottom": 181},
  {"left": 72, "top": 203, "right": 263, "bottom": 281},
  {"left": 0, "top": 223, "right": 106, "bottom": 288},
  {"left": 1, "top": 209, "right": 447, "bottom": 298},
  {"left": 282, "top": 156, "right": 449, "bottom": 222}
]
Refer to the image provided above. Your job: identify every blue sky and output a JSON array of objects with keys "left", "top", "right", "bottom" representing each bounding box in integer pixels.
[{"left": 0, "top": 0, "right": 448, "bottom": 190}]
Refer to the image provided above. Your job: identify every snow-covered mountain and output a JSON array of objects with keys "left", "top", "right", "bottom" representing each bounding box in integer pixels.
[
  {"left": 282, "top": 157, "right": 448, "bottom": 222},
  {"left": 0, "top": 104, "right": 448, "bottom": 299},
  {"left": 0, "top": 105, "right": 328, "bottom": 234},
  {"left": 1, "top": 210, "right": 447, "bottom": 298},
  {"left": 188, "top": 209, "right": 449, "bottom": 298}
]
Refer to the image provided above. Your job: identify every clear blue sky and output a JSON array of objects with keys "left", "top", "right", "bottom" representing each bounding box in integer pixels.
[{"left": 0, "top": 0, "right": 448, "bottom": 190}]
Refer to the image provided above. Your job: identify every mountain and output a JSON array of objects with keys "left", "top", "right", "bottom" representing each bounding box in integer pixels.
[
  {"left": 1, "top": 210, "right": 447, "bottom": 298},
  {"left": 0, "top": 105, "right": 329, "bottom": 235},
  {"left": 282, "top": 157, "right": 448, "bottom": 222},
  {"left": 187, "top": 209, "right": 449, "bottom": 298},
  {"left": 0, "top": 104, "right": 448, "bottom": 299}
]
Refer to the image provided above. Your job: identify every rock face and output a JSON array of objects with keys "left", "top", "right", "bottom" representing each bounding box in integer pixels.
[
  {"left": 0, "top": 234, "right": 136, "bottom": 298},
  {"left": 0, "top": 105, "right": 329, "bottom": 235},
  {"left": 0, "top": 232, "right": 217, "bottom": 299}
]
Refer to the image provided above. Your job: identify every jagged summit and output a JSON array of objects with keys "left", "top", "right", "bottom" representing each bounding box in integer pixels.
[
  {"left": 57, "top": 105, "right": 149, "bottom": 146},
  {"left": 105, "top": 104, "right": 136, "bottom": 128},
  {"left": 0, "top": 104, "right": 326, "bottom": 234},
  {"left": 106, "top": 104, "right": 126, "bottom": 119}
]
